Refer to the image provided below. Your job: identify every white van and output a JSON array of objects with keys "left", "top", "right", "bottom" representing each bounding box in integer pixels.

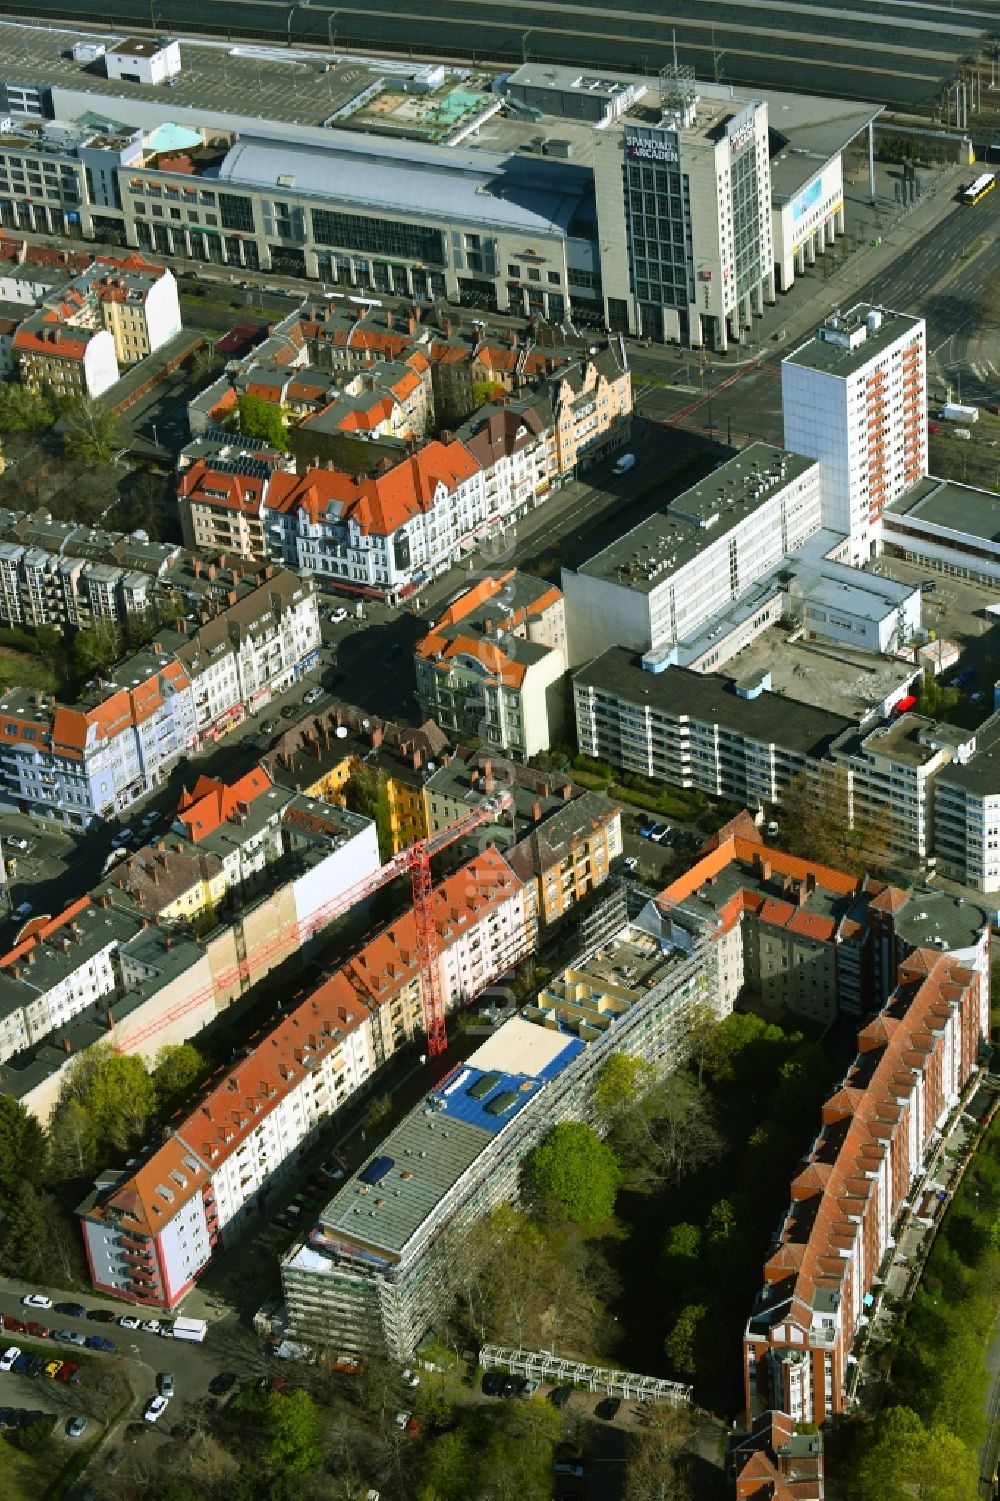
[{"left": 612, "top": 453, "right": 636, "bottom": 474}]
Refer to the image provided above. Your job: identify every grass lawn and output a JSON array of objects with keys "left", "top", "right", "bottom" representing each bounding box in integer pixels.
[{"left": 0, "top": 646, "right": 61, "bottom": 695}]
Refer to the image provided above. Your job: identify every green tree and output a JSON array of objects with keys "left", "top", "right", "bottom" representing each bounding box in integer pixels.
[
  {"left": 364, "top": 1092, "right": 393, "bottom": 1134},
  {"left": 3, "top": 1182, "right": 49, "bottom": 1278},
  {"left": 849, "top": 1405, "right": 979, "bottom": 1501},
  {"left": 0, "top": 379, "right": 57, "bottom": 433},
  {"left": 664, "top": 1301, "right": 708, "bottom": 1377},
  {"left": 624, "top": 1401, "right": 695, "bottom": 1501},
  {"left": 57, "top": 1042, "right": 157, "bottom": 1154},
  {"left": 151, "top": 1042, "right": 206, "bottom": 1109},
  {"left": 263, "top": 1388, "right": 324, "bottom": 1475},
  {"left": 525, "top": 1121, "right": 619, "bottom": 1224},
  {"left": 187, "top": 343, "right": 223, "bottom": 385},
  {"left": 345, "top": 765, "right": 393, "bottom": 860},
  {"left": 594, "top": 1051, "right": 656, "bottom": 1131},
  {"left": 233, "top": 392, "right": 288, "bottom": 451},
  {"left": 917, "top": 672, "right": 960, "bottom": 719},
  {"left": 70, "top": 620, "right": 122, "bottom": 681},
  {"left": 478, "top": 1396, "right": 565, "bottom": 1501},
  {"left": 0, "top": 1095, "right": 47, "bottom": 1198},
  {"left": 62, "top": 397, "right": 124, "bottom": 464},
  {"left": 418, "top": 1427, "right": 476, "bottom": 1501},
  {"left": 45, "top": 1097, "right": 98, "bottom": 1180}
]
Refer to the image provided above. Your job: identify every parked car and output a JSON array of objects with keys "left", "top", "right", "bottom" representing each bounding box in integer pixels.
[
  {"left": 482, "top": 1371, "right": 506, "bottom": 1397},
  {"left": 303, "top": 686, "right": 323, "bottom": 705},
  {"left": 85, "top": 1335, "right": 115, "bottom": 1353},
  {"left": 623, "top": 856, "right": 639, "bottom": 873},
  {"left": 394, "top": 1411, "right": 420, "bottom": 1434},
  {"left": 401, "top": 1369, "right": 420, "bottom": 1388},
  {"left": 260, "top": 719, "right": 278, "bottom": 735},
  {"left": 549, "top": 1385, "right": 574, "bottom": 1409},
  {"left": 56, "top": 1363, "right": 80, "bottom": 1385},
  {"left": 141, "top": 1320, "right": 162, "bottom": 1335},
  {"left": 44, "top": 1361, "right": 64, "bottom": 1380},
  {"left": 144, "top": 1395, "right": 170, "bottom": 1423},
  {"left": 85, "top": 1310, "right": 116, "bottom": 1323},
  {"left": 25, "top": 1322, "right": 49, "bottom": 1339},
  {"left": 118, "top": 1316, "right": 141, "bottom": 1331},
  {"left": 110, "top": 829, "right": 133, "bottom": 847},
  {"left": 53, "top": 1303, "right": 87, "bottom": 1320},
  {"left": 650, "top": 823, "right": 670, "bottom": 843},
  {"left": 66, "top": 1415, "right": 87, "bottom": 1438},
  {"left": 6, "top": 836, "right": 28, "bottom": 851},
  {"left": 328, "top": 607, "right": 349, "bottom": 624},
  {"left": 208, "top": 1371, "right": 238, "bottom": 1396},
  {"left": 320, "top": 1159, "right": 345, "bottom": 1180},
  {"left": 21, "top": 1295, "right": 51, "bottom": 1310},
  {"left": 280, "top": 703, "right": 298, "bottom": 720},
  {"left": 158, "top": 1373, "right": 175, "bottom": 1398},
  {"left": 0, "top": 1348, "right": 20, "bottom": 1372},
  {"left": 1, "top": 1319, "right": 25, "bottom": 1335},
  {"left": 596, "top": 1396, "right": 621, "bottom": 1420}
]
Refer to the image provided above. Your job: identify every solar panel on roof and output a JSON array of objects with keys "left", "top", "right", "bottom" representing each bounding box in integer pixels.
[
  {"left": 212, "top": 457, "right": 273, "bottom": 481},
  {"left": 359, "top": 1155, "right": 394, "bottom": 1186},
  {"left": 467, "top": 1071, "right": 501, "bottom": 1100}
]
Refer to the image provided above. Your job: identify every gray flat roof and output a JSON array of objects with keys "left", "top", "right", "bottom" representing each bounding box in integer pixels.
[
  {"left": 575, "top": 647, "right": 854, "bottom": 755},
  {"left": 893, "top": 887, "right": 989, "bottom": 954},
  {"left": 886, "top": 475, "right": 1000, "bottom": 545},
  {"left": 577, "top": 444, "right": 815, "bottom": 594},
  {"left": 219, "top": 133, "right": 592, "bottom": 238},
  {"left": 785, "top": 304, "right": 924, "bottom": 378}
]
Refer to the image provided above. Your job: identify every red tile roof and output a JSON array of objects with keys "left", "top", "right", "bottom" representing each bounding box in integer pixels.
[{"left": 176, "top": 767, "right": 273, "bottom": 842}]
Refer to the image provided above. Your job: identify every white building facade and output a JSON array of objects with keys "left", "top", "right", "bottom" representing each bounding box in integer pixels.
[{"left": 782, "top": 305, "right": 927, "bottom": 565}]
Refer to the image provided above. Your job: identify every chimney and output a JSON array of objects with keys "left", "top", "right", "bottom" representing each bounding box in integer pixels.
[
  {"left": 408, "top": 312, "right": 417, "bottom": 335},
  {"left": 540, "top": 781, "right": 551, "bottom": 797},
  {"left": 443, "top": 316, "right": 452, "bottom": 337},
  {"left": 164, "top": 935, "right": 174, "bottom": 951},
  {"left": 412, "top": 747, "right": 422, "bottom": 770},
  {"left": 483, "top": 761, "right": 494, "bottom": 795},
  {"left": 806, "top": 871, "right": 817, "bottom": 894},
  {"left": 561, "top": 783, "right": 572, "bottom": 800},
  {"left": 61, "top": 1036, "right": 73, "bottom": 1054},
  {"left": 264, "top": 564, "right": 274, "bottom": 579},
  {"left": 207, "top": 563, "right": 217, "bottom": 581},
  {"left": 754, "top": 855, "right": 772, "bottom": 883},
  {"left": 218, "top": 554, "right": 227, "bottom": 570},
  {"left": 470, "top": 768, "right": 480, "bottom": 787},
  {"left": 371, "top": 726, "right": 383, "bottom": 749},
  {"left": 532, "top": 801, "right": 542, "bottom": 822},
  {"left": 194, "top": 558, "right": 202, "bottom": 578},
  {"left": 106, "top": 1010, "right": 114, "bottom": 1029},
  {"left": 151, "top": 640, "right": 163, "bottom": 655},
  {"left": 226, "top": 590, "right": 237, "bottom": 606},
  {"left": 386, "top": 310, "right": 394, "bottom": 330}
]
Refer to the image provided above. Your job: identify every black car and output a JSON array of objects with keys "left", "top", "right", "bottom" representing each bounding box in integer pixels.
[
  {"left": 26, "top": 1355, "right": 46, "bottom": 1378},
  {"left": 548, "top": 1385, "right": 574, "bottom": 1409},
  {"left": 280, "top": 704, "right": 298, "bottom": 719},
  {"left": 482, "top": 1371, "right": 507, "bottom": 1397},
  {"left": 54, "top": 1303, "right": 87, "bottom": 1320},
  {"left": 208, "top": 1371, "right": 238, "bottom": 1397},
  {"left": 85, "top": 1309, "right": 117, "bottom": 1323},
  {"left": 596, "top": 1396, "right": 621, "bottom": 1420}
]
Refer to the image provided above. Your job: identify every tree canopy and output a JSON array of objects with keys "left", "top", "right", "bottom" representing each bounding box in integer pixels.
[
  {"left": 525, "top": 1121, "right": 620, "bottom": 1223},
  {"left": 233, "top": 393, "right": 288, "bottom": 451},
  {"left": 848, "top": 1406, "right": 979, "bottom": 1501},
  {"left": 62, "top": 397, "right": 124, "bottom": 465},
  {"left": 55, "top": 1042, "right": 157, "bottom": 1154}
]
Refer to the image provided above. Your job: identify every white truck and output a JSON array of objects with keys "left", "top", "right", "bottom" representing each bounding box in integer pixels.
[
  {"left": 170, "top": 1317, "right": 207, "bottom": 1343},
  {"left": 941, "top": 402, "right": 979, "bottom": 424}
]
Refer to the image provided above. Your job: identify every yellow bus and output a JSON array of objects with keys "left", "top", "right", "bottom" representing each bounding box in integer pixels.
[{"left": 962, "top": 172, "right": 996, "bottom": 205}]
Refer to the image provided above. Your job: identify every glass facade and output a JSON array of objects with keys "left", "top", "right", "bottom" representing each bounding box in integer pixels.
[
  {"left": 730, "top": 137, "right": 763, "bottom": 300},
  {"left": 311, "top": 207, "right": 446, "bottom": 267},
  {"left": 623, "top": 137, "right": 692, "bottom": 312}
]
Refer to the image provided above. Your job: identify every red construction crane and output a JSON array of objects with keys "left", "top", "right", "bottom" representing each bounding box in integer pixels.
[{"left": 114, "top": 789, "right": 514, "bottom": 1058}]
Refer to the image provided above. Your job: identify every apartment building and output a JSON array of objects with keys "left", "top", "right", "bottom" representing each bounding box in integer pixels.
[
  {"left": 507, "top": 791, "right": 624, "bottom": 931},
  {"left": 77, "top": 844, "right": 533, "bottom": 1307},
  {"left": 934, "top": 718, "right": 1000, "bottom": 894},
  {"left": 782, "top": 305, "right": 927, "bottom": 565},
  {"left": 574, "top": 648, "right": 854, "bottom": 808},
  {"left": 78, "top": 971, "right": 373, "bottom": 1310},
  {"left": 0, "top": 503, "right": 181, "bottom": 633},
  {"left": 415, "top": 572, "right": 567, "bottom": 757},
  {"left": 282, "top": 908, "right": 723, "bottom": 1358},
  {"left": 12, "top": 314, "right": 119, "bottom": 399},
  {"left": 827, "top": 713, "right": 971, "bottom": 862},
  {"left": 546, "top": 338, "right": 632, "bottom": 474},
  {"left": 266, "top": 709, "right": 446, "bottom": 856},
  {"left": 80, "top": 259, "right": 182, "bottom": 364},
  {"left": 170, "top": 567, "right": 320, "bottom": 745},
  {"left": 0, "top": 897, "right": 142, "bottom": 1063},
  {"left": 729, "top": 1411, "right": 824, "bottom": 1501},
  {"left": 0, "top": 566, "right": 319, "bottom": 825},
  {"left": 561, "top": 445, "right": 822, "bottom": 667},
  {"left": 661, "top": 813, "right": 989, "bottom": 1024},
  {"left": 743, "top": 947, "right": 985, "bottom": 1427}
]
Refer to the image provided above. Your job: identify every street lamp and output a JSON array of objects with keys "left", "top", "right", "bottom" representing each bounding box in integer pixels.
[
  {"left": 327, "top": 9, "right": 337, "bottom": 53},
  {"left": 287, "top": 2, "right": 306, "bottom": 47}
]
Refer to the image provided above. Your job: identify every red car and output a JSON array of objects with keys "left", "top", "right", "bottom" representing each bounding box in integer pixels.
[
  {"left": 3, "top": 1319, "right": 26, "bottom": 1335},
  {"left": 927, "top": 422, "right": 939, "bottom": 434},
  {"left": 55, "top": 1362, "right": 79, "bottom": 1384},
  {"left": 26, "top": 1322, "right": 49, "bottom": 1339}
]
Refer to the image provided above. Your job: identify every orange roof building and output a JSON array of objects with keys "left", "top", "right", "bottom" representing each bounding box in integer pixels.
[
  {"left": 414, "top": 570, "right": 568, "bottom": 757},
  {"left": 78, "top": 844, "right": 533, "bottom": 1309},
  {"left": 656, "top": 814, "right": 989, "bottom": 1026},
  {"left": 742, "top": 944, "right": 984, "bottom": 1429}
]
